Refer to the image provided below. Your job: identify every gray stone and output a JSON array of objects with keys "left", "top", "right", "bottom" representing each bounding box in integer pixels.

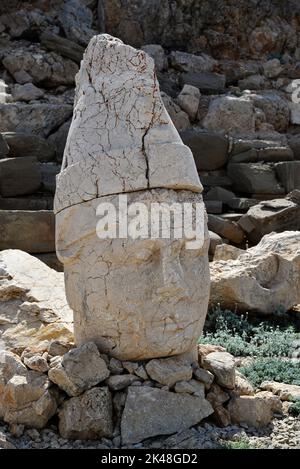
[
  {"left": 2, "top": 132, "right": 55, "bottom": 162},
  {"left": 275, "top": 161, "right": 300, "bottom": 192},
  {"left": 227, "top": 163, "right": 284, "bottom": 195},
  {"left": 208, "top": 214, "right": 244, "bottom": 244},
  {"left": 161, "top": 92, "right": 190, "bottom": 131},
  {"left": 47, "top": 120, "right": 71, "bottom": 162},
  {"left": 250, "top": 91, "right": 289, "bottom": 132},
  {"left": 201, "top": 352, "right": 236, "bottom": 389},
  {"left": 205, "top": 187, "right": 235, "bottom": 202},
  {"left": 238, "top": 74, "right": 267, "bottom": 90},
  {"left": 177, "top": 85, "right": 200, "bottom": 120},
  {"left": 203, "top": 96, "right": 255, "bottom": 134},
  {"left": 107, "top": 374, "right": 140, "bottom": 391},
  {"left": 288, "top": 134, "right": 300, "bottom": 160},
  {"left": 58, "top": 0, "right": 98, "bottom": 46},
  {"left": 0, "top": 197, "right": 52, "bottom": 211},
  {"left": 58, "top": 387, "right": 113, "bottom": 439},
  {"left": 226, "top": 197, "right": 259, "bottom": 212},
  {"left": 263, "top": 59, "right": 283, "bottom": 78},
  {"left": 12, "top": 83, "right": 44, "bottom": 102},
  {"left": 0, "top": 132, "right": 9, "bottom": 157},
  {"left": 238, "top": 191, "right": 300, "bottom": 244},
  {"left": 181, "top": 72, "right": 225, "bottom": 93},
  {"left": 40, "top": 32, "right": 84, "bottom": 64},
  {"left": 209, "top": 231, "right": 224, "bottom": 256},
  {"left": 2, "top": 45, "right": 78, "bottom": 87},
  {"left": 121, "top": 386, "right": 213, "bottom": 444},
  {"left": 200, "top": 170, "right": 233, "bottom": 188},
  {"left": 145, "top": 357, "right": 193, "bottom": 387},
  {"left": 180, "top": 129, "right": 228, "bottom": 171},
  {"left": 39, "top": 163, "right": 60, "bottom": 194},
  {"left": 0, "top": 157, "right": 41, "bottom": 196},
  {"left": 169, "top": 51, "right": 216, "bottom": 73},
  {"left": 174, "top": 379, "right": 205, "bottom": 397},
  {"left": 48, "top": 342, "right": 109, "bottom": 397},
  {"left": 193, "top": 367, "right": 214, "bottom": 389},
  {"left": 204, "top": 200, "right": 223, "bottom": 214},
  {"left": 141, "top": 44, "right": 167, "bottom": 71},
  {"left": 0, "top": 103, "right": 73, "bottom": 137}
]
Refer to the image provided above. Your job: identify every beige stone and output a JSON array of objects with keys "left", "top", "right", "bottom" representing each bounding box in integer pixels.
[
  {"left": 260, "top": 381, "right": 300, "bottom": 401},
  {"left": 0, "top": 250, "right": 73, "bottom": 354},
  {"left": 55, "top": 35, "right": 210, "bottom": 361},
  {"left": 201, "top": 352, "right": 236, "bottom": 389},
  {"left": 213, "top": 244, "right": 244, "bottom": 261},
  {"left": 121, "top": 386, "right": 213, "bottom": 444},
  {"left": 177, "top": 84, "right": 200, "bottom": 120},
  {"left": 145, "top": 356, "right": 193, "bottom": 387},
  {"left": 228, "top": 393, "right": 282, "bottom": 427},
  {"left": 58, "top": 387, "right": 113, "bottom": 439},
  {"left": 48, "top": 342, "right": 109, "bottom": 396},
  {"left": 210, "top": 231, "right": 300, "bottom": 314},
  {"left": 235, "top": 371, "right": 255, "bottom": 396}
]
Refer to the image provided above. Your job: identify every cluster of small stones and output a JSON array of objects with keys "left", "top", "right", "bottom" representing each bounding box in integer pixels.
[
  {"left": 1, "top": 340, "right": 300, "bottom": 449},
  {"left": 1, "top": 1, "right": 300, "bottom": 269}
]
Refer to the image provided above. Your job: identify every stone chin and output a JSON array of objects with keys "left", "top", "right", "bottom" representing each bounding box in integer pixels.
[{"left": 56, "top": 189, "right": 210, "bottom": 361}]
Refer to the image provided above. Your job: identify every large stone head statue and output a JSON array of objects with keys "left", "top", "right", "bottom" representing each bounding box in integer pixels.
[{"left": 54, "top": 35, "right": 210, "bottom": 361}]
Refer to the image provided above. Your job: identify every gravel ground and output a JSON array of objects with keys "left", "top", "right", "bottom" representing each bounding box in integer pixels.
[{"left": 1, "top": 412, "right": 299, "bottom": 450}]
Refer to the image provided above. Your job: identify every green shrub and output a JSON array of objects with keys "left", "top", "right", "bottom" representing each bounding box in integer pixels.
[
  {"left": 200, "top": 307, "right": 300, "bottom": 358},
  {"left": 222, "top": 439, "right": 254, "bottom": 450},
  {"left": 288, "top": 400, "right": 300, "bottom": 417},
  {"left": 240, "top": 359, "right": 300, "bottom": 388}
]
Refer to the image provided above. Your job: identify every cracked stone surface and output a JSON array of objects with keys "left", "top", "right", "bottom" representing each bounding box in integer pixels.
[
  {"left": 55, "top": 35, "right": 210, "bottom": 361},
  {"left": 54, "top": 34, "right": 202, "bottom": 214}
]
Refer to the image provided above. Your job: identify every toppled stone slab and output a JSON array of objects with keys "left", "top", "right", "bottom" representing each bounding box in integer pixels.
[
  {"left": 121, "top": 386, "right": 213, "bottom": 444},
  {"left": 210, "top": 231, "right": 300, "bottom": 313},
  {"left": 58, "top": 387, "right": 113, "bottom": 439},
  {"left": 48, "top": 342, "right": 109, "bottom": 396}
]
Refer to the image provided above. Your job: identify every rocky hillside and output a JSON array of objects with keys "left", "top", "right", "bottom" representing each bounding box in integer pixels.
[{"left": 1, "top": 0, "right": 300, "bottom": 267}]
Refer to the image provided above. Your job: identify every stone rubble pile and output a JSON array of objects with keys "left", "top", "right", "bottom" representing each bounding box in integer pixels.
[
  {"left": 0, "top": 1, "right": 300, "bottom": 269},
  {"left": 0, "top": 339, "right": 286, "bottom": 446}
]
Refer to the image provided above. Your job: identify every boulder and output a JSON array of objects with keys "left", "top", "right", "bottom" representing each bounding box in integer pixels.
[
  {"left": 141, "top": 44, "right": 167, "bottom": 71},
  {"left": 205, "top": 187, "right": 235, "bottom": 202},
  {"left": 169, "top": 51, "right": 216, "bottom": 73},
  {"left": 0, "top": 133, "right": 9, "bottom": 157},
  {"left": 58, "top": 387, "right": 113, "bottom": 439},
  {"left": 161, "top": 92, "right": 190, "bottom": 131},
  {"left": 180, "top": 129, "right": 228, "bottom": 171},
  {"left": 226, "top": 197, "right": 260, "bottom": 212},
  {"left": 235, "top": 371, "right": 255, "bottom": 396},
  {"left": 260, "top": 381, "right": 300, "bottom": 401},
  {"left": 210, "top": 231, "right": 300, "bottom": 313},
  {"left": 213, "top": 244, "right": 244, "bottom": 261},
  {"left": 227, "top": 393, "right": 282, "bottom": 427},
  {"left": 208, "top": 214, "right": 244, "bottom": 244},
  {"left": 2, "top": 45, "right": 78, "bottom": 87},
  {"left": 0, "top": 103, "right": 73, "bottom": 137},
  {"left": 12, "top": 83, "right": 44, "bottom": 102},
  {"left": 0, "top": 250, "right": 73, "bottom": 353},
  {"left": 121, "top": 386, "right": 213, "bottom": 444},
  {"left": 177, "top": 85, "right": 200, "bottom": 120},
  {"left": 238, "top": 191, "right": 300, "bottom": 244},
  {"left": 181, "top": 72, "right": 225, "bottom": 93},
  {"left": 40, "top": 32, "right": 84, "bottom": 64},
  {"left": 0, "top": 157, "right": 41, "bottom": 196},
  {"left": 2, "top": 132, "right": 55, "bottom": 162},
  {"left": 275, "top": 162, "right": 300, "bottom": 193},
  {"left": 174, "top": 379, "right": 205, "bottom": 397},
  {"left": 227, "top": 163, "right": 284, "bottom": 195},
  {"left": 0, "top": 210, "right": 55, "bottom": 253},
  {"left": 263, "top": 59, "right": 283, "bottom": 78},
  {"left": 250, "top": 91, "right": 289, "bottom": 132},
  {"left": 145, "top": 357, "right": 193, "bottom": 387},
  {"left": 201, "top": 352, "right": 236, "bottom": 389},
  {"left": 39, "top": 163, "right": 60, "bottom": 193},
  {"left": 58, "top": 0, "right": 98, "bottom": 46},
  {"left": 0, "top": 352, "right": 57, "bottom": 428},
  {"left": 48, "top": 342, "right": 109, "bottom": 396},
  {"left": 47, "top": 119, "right": 71, "bottom": 162},
  {"left": 203, "top": 96, "right": 255, "bottom": 134}
]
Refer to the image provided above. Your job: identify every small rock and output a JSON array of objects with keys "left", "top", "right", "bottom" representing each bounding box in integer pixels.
[
  {"left": 108, "top": 358, "right": 124, "bottom": 375},
  {"left": 177, "top": 84, "right": 200, "bottom": 120},
  {"left": 193, "top": 367, "right": 214, "bottom": 389},
  {"left": 48, "top": 340, "right": 74, "bottom": 357},
  {"left": 58, "top": 387, "right": 113, "bottom": 440},
  {"left": 141, "top": 44, "right": 167, "bottom": 71},
  {"left": 201, "top": 352, "right": 236, "bottom": 389},
  {"left": 263, "top": 59, "right": 283, "bottom": 78},
  {"left": 174, "top": 379, "right": 205, "bottom": 397},
  {"left": 12, "top": 83, "right": 44, "bottom": 102},
  {"left": 22, "top": 353, "right": 49, "bottom": 373},
  {"left": 145, "top": 357, "right": 193, "bottom": 387},
  {"left": 107, "top": 374, "right": 140, "bottom": 391},
  {"left": 48, "top": 342, "right": 109, "bottom": 396}
]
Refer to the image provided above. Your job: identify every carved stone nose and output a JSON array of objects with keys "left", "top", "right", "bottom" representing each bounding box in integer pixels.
[{"left": 156, "top": 246, "right": 189, "bottom": 301}]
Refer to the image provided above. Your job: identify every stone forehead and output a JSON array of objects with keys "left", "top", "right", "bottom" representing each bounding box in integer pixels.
[{"left": 54, "top": 34, "right": 202, "bottom": 214}]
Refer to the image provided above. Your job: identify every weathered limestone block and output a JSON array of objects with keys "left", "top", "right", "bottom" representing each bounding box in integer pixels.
[
  {"left": 0, "top": 250, "right": 73, "bottom": 353},
  {"left": 260, "top": 381, "right": 300, "bottom": 401},
  {"left": 227, "top": 392, "right": 282, "bottom": 428},
  {"left": 121, "top": 386, "right": 213, "bottom": 444},
  {"left": 58, "top": 387, "right": 113, "bottom": 440},
  {"left": 201, "top": 352, "right": 236, "bottom": 390},
  {"left": 145, "top": 356, "right": 193, "bottom": 387},
  {"left": 48, "top": 342, "right": 109, "bottom": 396},
  {"left": 210, "top": 231, "right": 300, "bottom": 314},
  {"left": 55, "top": 35, "right": 210, "bottom": 361}
]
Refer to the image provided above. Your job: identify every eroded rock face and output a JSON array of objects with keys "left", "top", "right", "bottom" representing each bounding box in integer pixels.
[
  {"left": 55, "top": 35, "right": 210, "bottom": 361},
  {"left": 210, "top": 231, "right": 300, "bottom": 314}
]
